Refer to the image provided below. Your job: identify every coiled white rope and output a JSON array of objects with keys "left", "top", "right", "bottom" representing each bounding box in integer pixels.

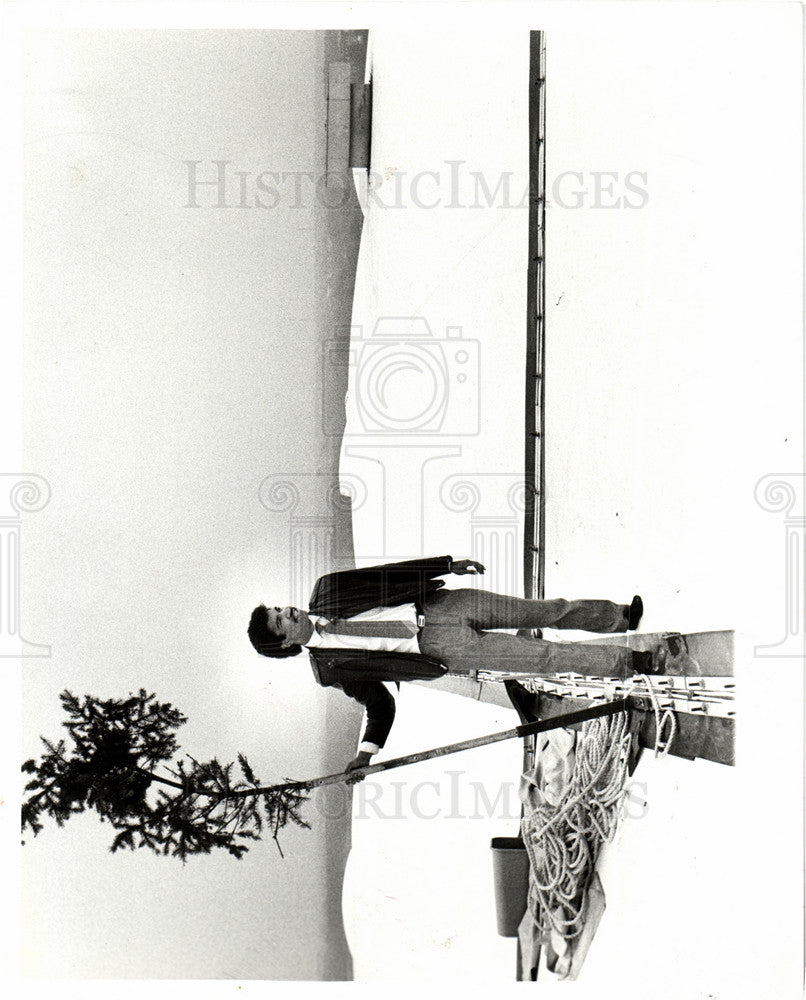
[
  {"left": 628, "top": 673, "right": 678, "bottom": 759},
  {"left": 520, "top": 679, "right": 677, "bottom": 945},
  {"left": 521, "top": 710, "right": 632, "bottom": 941}
]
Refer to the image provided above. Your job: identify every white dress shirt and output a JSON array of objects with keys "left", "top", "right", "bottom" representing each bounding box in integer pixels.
[
  {"left": 305, "top": 603, "right": 423, "bottom": 757},
  {"left": 305, "top": 602, "right": 422, "bottom": 655}
]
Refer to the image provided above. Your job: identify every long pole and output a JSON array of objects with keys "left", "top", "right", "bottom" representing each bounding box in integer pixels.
[
  {"left": 273, "top": 698, "right": 630, "bottom": 793},
  {"left": 141, "top": 699, "right": 629, "bottom": 799}
]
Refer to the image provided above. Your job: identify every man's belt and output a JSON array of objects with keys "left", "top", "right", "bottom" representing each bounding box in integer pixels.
[{"left": 414, "top": 601, "right": 426, "bottom": 631}]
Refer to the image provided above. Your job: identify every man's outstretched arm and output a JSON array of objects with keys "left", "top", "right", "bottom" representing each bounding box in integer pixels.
[
  {"left": 313, "top": 555, "right": 484, "bottom": 597},
  {"left": 358, "top": 555, "right": 485, "bottom": 577},
  {"left": 313, "top": 556, "right": 451, "bottom": 597},
  {"left": 337, "top": 678, "right": 396, "bottom": 773},
  {"left": 309, "top": 556, "right": 487, "bottom": 617}
]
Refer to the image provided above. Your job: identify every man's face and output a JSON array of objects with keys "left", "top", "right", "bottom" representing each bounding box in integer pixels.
[{"left": 270, "top": 606, "right": 314, "bottom": 647}]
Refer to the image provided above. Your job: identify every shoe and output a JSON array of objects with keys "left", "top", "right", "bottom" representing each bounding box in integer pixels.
[{"left": 628, "top": 595, "right": 644, "bottom": 630}]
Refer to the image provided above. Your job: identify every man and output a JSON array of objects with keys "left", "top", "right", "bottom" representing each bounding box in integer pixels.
[{"left": 247, "top": 555, "right": 654, "bottom": 773}]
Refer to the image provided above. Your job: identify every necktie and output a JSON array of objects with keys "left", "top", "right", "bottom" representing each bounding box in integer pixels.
[{"left": 318, "top": 618, "right": 419, "bottom": 639}]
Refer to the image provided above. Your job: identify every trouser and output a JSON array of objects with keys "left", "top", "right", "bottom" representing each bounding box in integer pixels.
[{"left": 419, "top": 588, "right": 634, "bottom": 679}]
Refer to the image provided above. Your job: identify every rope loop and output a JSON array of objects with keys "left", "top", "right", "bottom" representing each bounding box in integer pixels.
[{"left": 521, "top": 687, "right": 677, "bottom": 948}]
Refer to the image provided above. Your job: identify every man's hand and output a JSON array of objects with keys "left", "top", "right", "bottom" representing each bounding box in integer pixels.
[
  {"left": 450, "top": 558, "right": 486, "bottom": 576},
  {"left": 344, "top": 751, "right": 373, "bottom": 784}
]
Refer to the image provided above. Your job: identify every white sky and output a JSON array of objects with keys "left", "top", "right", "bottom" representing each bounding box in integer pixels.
[{"left": 18, "top": 26, "right": 350, "bottom": 981}]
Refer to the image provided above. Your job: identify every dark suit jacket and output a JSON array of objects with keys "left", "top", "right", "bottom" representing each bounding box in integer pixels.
[{"left": 307, "top": 556, "right": 453, "bottom": 748}]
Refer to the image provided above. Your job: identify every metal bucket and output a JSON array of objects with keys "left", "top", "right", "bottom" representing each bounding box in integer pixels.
[{"left": 490, "top": 836, "right": 529, "bottom": 937}]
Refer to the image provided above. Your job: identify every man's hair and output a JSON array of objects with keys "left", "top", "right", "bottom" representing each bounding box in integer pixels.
[{"left": 247, "top": 604, "right": 302, "bottom": 658}]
